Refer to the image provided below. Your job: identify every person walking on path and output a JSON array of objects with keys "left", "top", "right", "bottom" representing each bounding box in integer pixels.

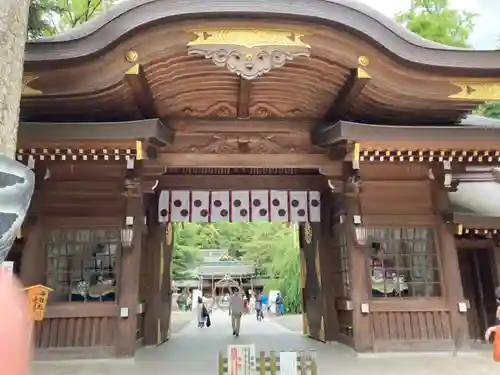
[
  {"left": 261, "top": 293, "right": 268, "bottom": 312},
  {"left": 196, "top": 296, "right": 206, "bottom": 328},
  {"left": 275, "top": 292, "right": 284, "bottom": 316},
  {"left": 229, "top": 290, "right": 245, "bottom": 336},
  {"left": 255, "top": 292, "right": 264, "bottom": 321}
]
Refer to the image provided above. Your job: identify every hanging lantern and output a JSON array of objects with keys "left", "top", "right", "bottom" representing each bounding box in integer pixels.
[
  {"left": 120, "top": 228, "right": 134, "bottom": 247},
  {"left": 354, "top": 225, "right": 368, "bottom": 246},
  {"left": 121, "top": 216, "right": 134, "bottom": 247}
]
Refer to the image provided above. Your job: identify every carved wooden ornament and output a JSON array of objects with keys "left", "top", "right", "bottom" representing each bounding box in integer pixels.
[
  {"left": 187, "top": 28, "right": 311, "bottom": 80},
  {"left": 22, "top": 75, "right": 42, "bottom": 96},
  {"left": 449, "top": 81, "right": 500, "bottom": 100}
]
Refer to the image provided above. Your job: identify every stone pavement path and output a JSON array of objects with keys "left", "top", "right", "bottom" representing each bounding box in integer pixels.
[{"left": 31, "top": 310, "right": 500, "bottom": 375}]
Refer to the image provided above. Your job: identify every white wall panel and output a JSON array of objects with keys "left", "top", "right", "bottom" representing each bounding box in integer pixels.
[
  {"left": 270, "top": 190, "right": 289, "bottom": 222},
  {"left": 158, "top": 190, "right": 171, "bottom": 223},
  {"left": 308, "top": 191, "right": 321, "bottom": 222},
  {"left": 230, "top": 190, "right": 250, "bottom": 222},
  {"left": 250, "top": 190, "right": 270, "bottom": 221},
  {"left": 289, "top": 190, "right": 308, "bottom": 222},
  {"left": 210, "top": 191, "right": 230, "bottom": 222},
  {"left": 191, "top": 190, "right": 210, "bottom": 222},
  {"left": 170, "top": 190, "right": 191, "bottom": 222}
]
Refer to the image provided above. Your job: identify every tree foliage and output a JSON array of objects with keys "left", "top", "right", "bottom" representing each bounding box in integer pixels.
[
  {"left": 396, "top": 0, "right": 477, "bottom": 48},
  {"left": 475, "top": 102, "right": 500, "bottom": 119},
  {"left": 27, "top": 0, "right": 115, "bottom": 40},
  {"left": 396, "top": 1, "right": 500, "bottom": 119},
  {"left": 28, "top": 0, "right": 64, "bottom": 40},
  {"left": 171, "top": 222, "right": 302, "bottom": 313}
]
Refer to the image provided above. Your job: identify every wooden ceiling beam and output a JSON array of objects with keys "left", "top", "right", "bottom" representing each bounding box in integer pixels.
[
  {"left": 237, "top": 78, "right": 251, "bottom": 119},
  {"left": 154, "top": 174, "right": 326, "bottom": 190},
  {"left": 324, "top": 67, "right": 370, "bottom": 122},
  {"left": 125, "top": 64, "right": 158, "bottom": 119},
  {"left": 156, "top": 153, "right": 334, "bottom": 169},
  {"left": 18, "top": 118, "right": 174, "bottom": 147},
  {"left": 311, "top": 62, "right": 371, "bottom": 145}
]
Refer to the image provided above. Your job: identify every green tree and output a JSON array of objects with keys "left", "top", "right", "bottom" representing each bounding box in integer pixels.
[
  {"left": 396, "top": 1, "right": 500, "bottom": 120},
  {"left": 476, "top": 102, "right": 500, "bottom": 119},
  {"left": 28, "top": 0, "right": 64, "bottom": 40},
  {"left": 27, "top": 0, "right": 115, "bottom": 40},
  {"left": 170, "top": 222, "right": 302, "bottom": 313},
  {"left": 57, "top": 0, "right": 114, "bottom": 30},
  {"left": 396, "top": 0, "right": 477, "bottom": 47},
  {"left": 171, "top": 223, "right": 200, "bottom": 280},
  {"left": 263, "top": 224, "right": 302, "bottom": 313}
]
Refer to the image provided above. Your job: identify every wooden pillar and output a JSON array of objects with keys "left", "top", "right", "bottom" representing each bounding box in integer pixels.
[
  {"left": 19, "top": 219, "right": 44, "bottom": 287},
  {"left": 115, "top": 187, "right": 144, "bottom": 357},
  {"left": 436, "top": 220, "right": 469, "bottom": 351},
  {"left": 345, "top": 190, "right": 373, "bottom": 352},
  {"left": 430, "top": 167, "right": 470, "bottom": 352},
  {"left": 142, "top": 194, "right": 163, "bottom": 346},
  {"left": 318, "top": 189, "right": 339, "bottom": 341},
  {"left": 20, "top": 163, "right": 47, "bottom": 287}
]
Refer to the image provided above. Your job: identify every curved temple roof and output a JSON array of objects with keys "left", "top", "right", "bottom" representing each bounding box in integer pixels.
[
  {"left": 25, "top": 0, "right": 500, "bottom": 72},
  {"left": 21, "top": 0, "right": 500, "bottom": 125}
]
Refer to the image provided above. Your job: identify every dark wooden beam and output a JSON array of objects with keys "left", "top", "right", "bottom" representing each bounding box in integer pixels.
[
  {"left": 237, "top": 78, "right": 251, "bottom": 119},
  {"left": 155, "top": 174, "right": 327, "bottom": 190},
  {"left": 18, "top": 119, "right": 174, "bottom": 146},
  {"left": 157, "top": 153, "right": 334, "bottom": 168},
  {"left": 312, "top": 120, "right": 500, "bottom": 147},
  {"left": 324, "top": 67, "right": 370, "bottom": 122},
  {"left": 311, "top": 67, "right": 370, "bottom": 145},
  {"left": 125, "top": 64, "right": 158, "bottom": 119}
]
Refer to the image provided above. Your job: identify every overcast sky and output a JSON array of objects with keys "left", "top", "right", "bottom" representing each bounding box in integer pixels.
[{"left": 357, "top": 0, "right": 500, "bottom": 49}]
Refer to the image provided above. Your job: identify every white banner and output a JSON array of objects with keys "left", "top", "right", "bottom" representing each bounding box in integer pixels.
[{"left": 279, "top": 351, "right": 298, "bottom": 375}]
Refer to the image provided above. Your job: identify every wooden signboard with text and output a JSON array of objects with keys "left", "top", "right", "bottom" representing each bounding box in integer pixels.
[{"left": 24, "top": 284, "right": 53, "bottom": 321}]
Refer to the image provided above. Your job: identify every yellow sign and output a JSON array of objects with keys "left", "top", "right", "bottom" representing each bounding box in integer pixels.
[{"left": 24, "top": 285, "right": 53, "bottom": 321}]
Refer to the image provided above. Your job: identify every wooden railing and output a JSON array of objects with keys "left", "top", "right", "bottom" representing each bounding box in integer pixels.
[
  {"left": 218, "top": 350, "right": 317, "bottom": 375},
  {"left": 35, "top": 303, "right": 117, "bottom": 349},
  {"left": 370, "top": 299, "right": 454, "bottom": 351}
]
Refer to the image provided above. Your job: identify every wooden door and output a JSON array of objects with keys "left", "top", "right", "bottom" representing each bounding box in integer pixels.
[
  {"left": 157, "top": 222, "right": 174, "bottom": 344},
  {"left": 299, "top": 222, "right": 325, "bottom": 342},
  {"left": 458, "top": 248, "right": 497, "bottom": 341}
]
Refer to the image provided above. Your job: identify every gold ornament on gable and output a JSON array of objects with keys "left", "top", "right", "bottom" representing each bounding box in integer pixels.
[
  {"left": 315, "top": 242, "right": 321, "bottom": 288},
  {"left": 187, "top": 28, "right": 311, "bottom": 80},
  {"left": 448, "top": 81, "right": 500, "bottom": 101},
  {"left": 125, "top": 50, "right": 139, "bottom": 62},
  {"left": 304, "top": 222, "right": 313, "bottom": 244},
  {"left": 22, "top": 75, "right": 42, "bottom": 96},
  {"left": 166, "top": 222, "right": 173, "bottom": 246}
]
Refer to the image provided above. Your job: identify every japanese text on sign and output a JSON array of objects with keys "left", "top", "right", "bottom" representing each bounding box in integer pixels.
[{"left": 228, "top": 344, "right": 256, "bottom": 375}]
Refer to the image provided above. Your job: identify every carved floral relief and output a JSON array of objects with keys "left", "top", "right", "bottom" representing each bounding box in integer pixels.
[
  {"left": 187, "top": 28, "right": 311, "bottom": 80},
  {"left": 164, "top": 134, "right": 321, "bottom": 154}
]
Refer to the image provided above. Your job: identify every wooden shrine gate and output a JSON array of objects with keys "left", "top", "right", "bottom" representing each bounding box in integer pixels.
[{"left": 157, "top": 188, "right": 328, "bottom": 342}]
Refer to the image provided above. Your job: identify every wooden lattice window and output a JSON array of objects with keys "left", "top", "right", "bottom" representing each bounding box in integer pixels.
[
  {"left": 45, "top": 228, "right": 120, "bottom": 302},
  {"left": 367, "top": 228, "right": 440, "bottom": 298},
  {"left": 335, "top": 231, "right": 350, "bottom": 298}
]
